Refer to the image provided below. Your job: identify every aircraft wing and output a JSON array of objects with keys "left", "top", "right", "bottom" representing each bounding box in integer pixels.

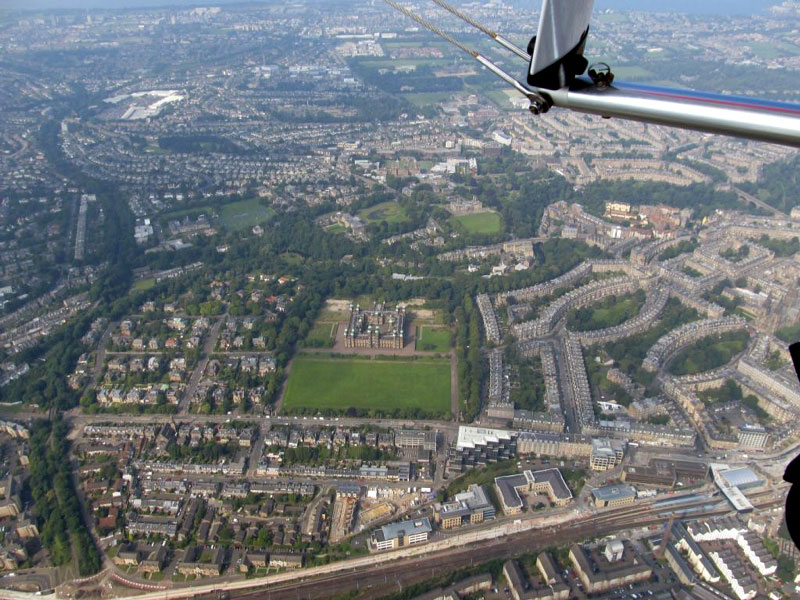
[{"left": 529, "top": 0, "right": 594, "bottom": 89}]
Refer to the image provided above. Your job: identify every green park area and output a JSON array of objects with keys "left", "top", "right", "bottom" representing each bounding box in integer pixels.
[
  {"left": 359, "top": 201, "right": 408, "bottom": 224},
  {"left": 304, "top": 321, "right": 338, "bottom": 348},
  {"left": 603, "top": 297, "right": 699, "bottom": 387},
  {"left": 219, "top": 198, "right": 275, "bottom": 231},
  {"left": 132, "top": 278, "right": 155, "bottom": 292},
  {"left": 415, "top": 326, "right": 451, "bottom": 352},
  {"left": 283, "top": 357, "right": 451, "bottom": 418},
  {"left": 668, "top": 330, "right": 750, "bottom": 376},
  {"left": 567, "top": 290, "right": 646, "bottom": 332},
  {"left": 776, "top": 321, "right": 800, "bottom": 344},
  {"left": 453, "top": 211, "right": 503, "bottom": 235},
  {"left": 699, "top": 380, "right": 770, "bottom": 424}
]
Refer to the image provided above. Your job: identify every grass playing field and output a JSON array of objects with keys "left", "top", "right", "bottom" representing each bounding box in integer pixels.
[
  {"left": 453, "top": 211, "right": 503, "bottom": 235},
  {"left": 304, "top": 321, "right": 338, "bottom": 348},
  {"left": 359, "top": 201, "right": 408, "bottom": 225},
  {"left": 219, "top": 198, "right": 275, "bottom": 231},
  {"left": 132, "top": 278, "right": 155, "bottom": 292},
  {"left": 283, "top": 357, "right": 451, "bottom": 418},
  {"left": 415, "top": 326, "right": 452, "bottom": 353}
]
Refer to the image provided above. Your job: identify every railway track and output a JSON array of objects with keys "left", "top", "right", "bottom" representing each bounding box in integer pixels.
[{"left": 228, "top": 495, "right": 784, "bottom": 600}]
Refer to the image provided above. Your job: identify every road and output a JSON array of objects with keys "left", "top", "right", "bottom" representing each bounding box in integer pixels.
[
  {"left": 179, "top": 315, "right": 227, "bottom": 413},
  {"left": 88, "top": 320, "right": 118, "bottom": 390}
]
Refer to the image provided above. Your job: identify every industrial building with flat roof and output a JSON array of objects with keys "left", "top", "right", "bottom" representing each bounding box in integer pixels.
[
  {"left": 371, "top": 517, "right": 431, "bottom": 551},
  {"left": 622, "top": 458, "right": 707, "bottom": 488},
  {"left": 591, "top": 484, "right": 637, "bottom": 508}
]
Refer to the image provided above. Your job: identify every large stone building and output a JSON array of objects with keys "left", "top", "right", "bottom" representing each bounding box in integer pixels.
[
  {"left": 589, "top": 438, "right": 626, "bottom": 471},
  {"left": 591, "top": 484, "right": 637, "bottom": 508},
  {"left": 516, "top": 431, "right": 593, "bottom": 458},
  {"left": 495, "top": 469, "right": 572, "bottom": 515},
  {"left": 343, "top": 303, "right": 405, "bottom": 349},
  {"left": 569, "top": 542, "right": 651, "bottom": 594}
]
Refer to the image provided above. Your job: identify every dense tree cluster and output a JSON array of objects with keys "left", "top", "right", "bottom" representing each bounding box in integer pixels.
[
  {"left": 165, "top": 439, "right": 238, "bottom": 463},
  {"left": 455, "top": 295, "right": 483, "bottom": 422},
  {"left": 753, "top": 234, "right": 800, "bottom": 257},
  {"left": 29, "top": 420, "right": 102, "bottom": 575},
  {"left": 578, "top": 179, "right": 749, "bottom": 220},
  {"left": 158, "top": 135, "right": 251, "bottom": 155},
  {"left": 776, "top": 321, "right": 800, "bottom": 344},
  {"left": 740, "top": 155, "right": 800, "bottom": 213},
  {"left": 278, "top": 445, "right": 397, "bottom": 466},
  {"left": 604, "top": 298, "right": 699, "bottom": 385},
  {"left": 658, "top": 238, "right": 698, "bottom": 261},
  {"left": 504, "top": 346, "right": 546, "bottom": 412},
  {"left": 567, "top": 290, "right": 646, "bottom": 332},
  {"left": 668, "top": 330, "right": 750, "bottom": 376}
]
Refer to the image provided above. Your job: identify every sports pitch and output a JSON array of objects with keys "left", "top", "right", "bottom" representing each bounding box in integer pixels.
[
  {"left": 283, "top": 357, "right": 451, "bottom": 417},
  {"left": 453, "top": 211, "right": 503, "bottom": 234}
]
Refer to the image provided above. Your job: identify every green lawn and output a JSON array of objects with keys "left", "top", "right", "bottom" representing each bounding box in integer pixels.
[
  {"left": 453, "top": 211, "right": 503, "bottom": 235},
  {"left": 132, "top": 278, "right": 155, "bottom": 292},
  {"left": 283, "top": 357, "right": 451, "bottom": 418},
  {"left": 668, "top": 330, "right": 750, "bottom": 376},
  {"left": 404, "top": 92, "right": 453, "bottom": 108},
  {"left": 567, "top": 290, "right": 646, "bottom": 332},
  {"left": 776, "top": 321, "right": 800, "bottom": 344},
  {"left": 219, "top": 198, "right": 275, "bottom": 231},
  {"left": 750, "top": 41, "right": 800, "bottom": 59},
  {"left": 304, "top": 321, "right": 338, "bottom": 348},
  {"left": 159, "top": 206, "right": 213, "bottom": 222},
  {"left": 415, "top": 326, "right": 451, "bottom": 352},
  {"left": 359, "top": 201, "right": 408, "bottom": 224},
  {"left": 446, "top": 458, "right": 517, "bottom": 497},
  {"left": 484, "top": 89, "right": 515, "bottom": 110},
  {"left": 682, "top": 265, "right": 703, "bottom": 278}
]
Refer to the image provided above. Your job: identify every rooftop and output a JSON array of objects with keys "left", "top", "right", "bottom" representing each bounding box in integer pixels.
[
  {"left": 455, "top": 426, "right": 512, "bottom": 449},
  {"left": 532, "top": 468, "right": 572, "bottom": 501},
  {"left": 495, "top": 472, "right": 532, "bottom": 510},
  {"left": 376, "top": 517, "right": 431, "bottom": 542},
  {"left": 592, "top": 484, "right": 637, "bottom": 502},
  {"left": 719, "top": 467, "right": 762, "bottom": 489}
]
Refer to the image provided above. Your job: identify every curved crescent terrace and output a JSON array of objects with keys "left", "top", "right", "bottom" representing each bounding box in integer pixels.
[{"left": 642, "top": 317, "right": 748, "bottom": 374}]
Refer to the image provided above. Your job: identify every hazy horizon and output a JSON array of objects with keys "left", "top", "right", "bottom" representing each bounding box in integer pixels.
[{"left": 0, "top": 0, "right": 779, "bottom": 16}]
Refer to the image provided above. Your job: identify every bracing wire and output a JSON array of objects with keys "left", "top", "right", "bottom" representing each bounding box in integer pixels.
[
  {"left": 381, "top": 0, "right": 478, "bottom": 58},
  {"left": 428, "top": 0, "right": 531, "bottom": 60}
]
